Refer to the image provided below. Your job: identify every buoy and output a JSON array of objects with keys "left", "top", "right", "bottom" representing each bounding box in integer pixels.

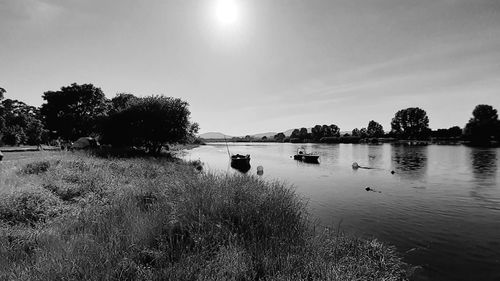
[
  {"left": 365, "top": 187, "right": 371, "bottom": 191},
  {"left": 352, "top": 162, "right": 360, "bottom": 169},
  {"left": 257, "top": 165, "right": 264, "bottom": 176},
  {"left": 391, "top": 170, "right": 395, "bottom": 174}
]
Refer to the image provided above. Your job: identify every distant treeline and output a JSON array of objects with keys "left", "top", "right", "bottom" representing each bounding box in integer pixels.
[
  {"left": 0, "top": 84, "right": 199, "bottom": 154},
  {"left": 2, "top": 85, "right": 499, "bottom": 148},
  {"left": 223, "top": 106, "right": 500, "bottom": 145}
]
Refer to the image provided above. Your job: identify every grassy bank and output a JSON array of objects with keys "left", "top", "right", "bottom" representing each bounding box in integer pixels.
[{"left": 0, "top": 152, "right": 408, "bottom": 280}]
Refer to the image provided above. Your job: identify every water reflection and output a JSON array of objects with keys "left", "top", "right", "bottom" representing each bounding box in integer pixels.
[
  {"left": 184, "top": 143, "right": 500, "bottom": 281},
  {"left": 367, "top": 145, "right": 383, "bottom": 168},
  {"left": 470, "top": 148, "right": 497, "bottom": 183},
  {"left": 231, "top": 162, "right": 251, "bottom": 173},
  {"left": 391, "top": 145, "right": 428, "bottom": 180}
]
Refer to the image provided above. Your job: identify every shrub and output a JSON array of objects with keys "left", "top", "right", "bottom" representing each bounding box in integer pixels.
[
  {"left": 0, "top": 190, "right": 61, "bottom": 226},
  {"left": 101, "top": 96, "right": 197, "bottom": 154},
  {"left": 19, "top": 161, "right": 51, "bottom": 175}
]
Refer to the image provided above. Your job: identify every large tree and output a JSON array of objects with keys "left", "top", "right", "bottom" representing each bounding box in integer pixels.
[
  {"left": 110, "top": 93, "right": 138, "bottom": 113},
  {"left": 367, "top": 120, "right": 384, "bottom": 138},
  {"left": 311, "top": 125, "right": 323, "bottom": 141},
  {"left": 101, "top": 95, "right": 197, "bottom": 154},
  {"left": 274, "top": 132, "right": 286, "bottom": 141},
  {"left": 464, "top": 104, "right": 500, "bottom": 144},
  {"left": 290, "top": 129, "right": 300, "bottom": 139},
  {"left": 391, "top": 107, "right": 429, "bottom": 139},
  {"left": 321, "top": 124, "right": 340, "bottom": 138},
  {"left": 0, "top": 87, "right": 5, "bottom": 100},
  {"left": 41, "top": 83, "right": 109, "bottom": 140},
  {"left": 0, "top": 99, "right": 46, "bottom": 145}
]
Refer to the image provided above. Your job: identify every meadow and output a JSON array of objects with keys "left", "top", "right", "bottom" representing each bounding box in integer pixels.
[{"left": 0, "top": 152, "right": 408, "bottom": 280}]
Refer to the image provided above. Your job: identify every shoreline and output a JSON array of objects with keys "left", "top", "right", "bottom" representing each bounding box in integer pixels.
[{"left": 0, "top": 152, "right": 410, "bottom": 280}]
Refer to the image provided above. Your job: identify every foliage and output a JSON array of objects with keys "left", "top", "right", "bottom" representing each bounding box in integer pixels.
[
  {"left": 101, "top": 96, "right": 195, "bottom": 154},
  {"left": 0, "top": 99, "right": 46, "bottom": 145},
  {"left": 359, "top": 127, "right": 368, "bottom": 138},
  {"left": 464, "top": 104, "right": 500, "bottom": 144},
  {"left": 273, "top": 132, "right": 286, "bottom": 141},
  {"left": 351, "top": 128, "right": 360, "bottom": 137},
  {"left": 1, "top": 125, "right": 26, "bottom": 146},
  {"left": 0, "top": 154, "right": 408, "bottom": 280},
  {"left": 432, "top": 126, "right": 463, "bottom": 139},
  {"left": 41, "top": 83, "right": 109, "bottom": 140},
  {"left": 110, "top": 93, "right": 138, "bottom": 113},
  {"left": 367, "top": 120, "right": 384, "bottom": 138},
  {"left": 292, "top": 124, "right": 340, "bottom": 142},
  {"left": 391, "top": 107, "right": 430, "bottom": 139},
  {"left": 19, "top": 161, "right": 52, "bottom": 175}
]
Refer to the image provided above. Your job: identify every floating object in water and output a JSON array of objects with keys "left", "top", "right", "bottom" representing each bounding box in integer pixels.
[
  {"left": 391, "top": 170, "right": 395, "bottom": 174},
  {"left": 352, "top": 162, "right": 360, "bottom": 169},
  {"left": 257, "top": 165, "right": 264, "bottom": 176},
  {"left": 365, "top": 186, "right": 381, "bottom": 193},
  {"left": 230, "top": 154, "right": 251, "bottom": 173},
  {"left": 293, "top": 148, "right": 319, "bottom": 163}
]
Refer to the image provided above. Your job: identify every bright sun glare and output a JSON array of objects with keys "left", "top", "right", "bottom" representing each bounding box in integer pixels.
[{"left": 215, "top": 0, "right": 239, "bottom": 25}]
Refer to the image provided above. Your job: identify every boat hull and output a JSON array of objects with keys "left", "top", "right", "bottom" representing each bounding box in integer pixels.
[
  {"left": 293, "top": 154, "right": 320, "bottom": 163},
  {"left": 230, "top": 155, "right": 251, "bottom": 172}
]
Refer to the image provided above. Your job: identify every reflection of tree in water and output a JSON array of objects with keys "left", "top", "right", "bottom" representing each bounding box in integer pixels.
[
  {"left": 391, "top": 145, "right": 428, "bottom": 180},
  {"left": 469, "top": 148, "right": 499, "bottom": 209},
  {"left": 470, "top": 148, "right": 497, "bottom": 184},
  {"left": 367, "top": 145, "right": 383, "bottom": 168}
]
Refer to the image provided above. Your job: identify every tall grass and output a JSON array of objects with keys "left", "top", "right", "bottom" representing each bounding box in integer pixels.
[{"left": 0, "top": 153, "right": 408, "bottom": 280}]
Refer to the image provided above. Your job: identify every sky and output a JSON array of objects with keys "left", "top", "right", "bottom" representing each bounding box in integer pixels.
[{"left": 1, "top": 0, "right": 500, "bottom": 136}]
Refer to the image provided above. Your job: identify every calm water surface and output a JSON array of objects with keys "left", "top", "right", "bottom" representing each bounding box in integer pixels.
[{"left": 183, "top": 143, "right": 500, "bottom": 281}]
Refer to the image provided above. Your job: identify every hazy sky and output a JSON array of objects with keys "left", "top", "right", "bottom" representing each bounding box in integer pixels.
[{"left": 1, "top": 0, "right": 500, "bottom": 135}]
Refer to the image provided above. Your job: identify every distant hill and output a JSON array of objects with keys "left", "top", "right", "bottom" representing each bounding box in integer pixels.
[
  {"left": 283, "top": 128, "right": 311, "bottom": 136},
  {"left": 200, "top": 128, "right": 352, "bottom": 140},
  {"left": 199, "top": 132, "right": 231, "bottom": 139},
  {"left": 251, "top": 132, "right": 277, "bottom": 139},
  {"left": 200, "top": 132, "right": 277, "bottom": 139}
]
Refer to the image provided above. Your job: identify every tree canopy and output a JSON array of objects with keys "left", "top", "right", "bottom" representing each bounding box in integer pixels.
[
  {"left": 391, "top": 107, "right": 429, "bottom": 139},
  {"left": 41, "top": 83, "right": 109, "bottom": 140},
  {"left": 0, "top": 99, "right": 46, "bottom": 145},
  {"left": 464, "top": 104, "right": 500, "bottom": 144},
  {"left": 367, "top": 120, "right": 384, "bottom": 138},
  {"left": 101, "top": 95, "right": 197, "bottom": 154}
]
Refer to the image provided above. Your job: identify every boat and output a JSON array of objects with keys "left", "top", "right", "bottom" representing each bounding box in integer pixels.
[
  {"left": 293, "top": 148, "right": 320, "bottom": 163},
  {"left": 230, "top": 154, "right": 251, "bottom": 172},
  {"left": 224, "top": 136, "right": 251, "bottom": 172}
]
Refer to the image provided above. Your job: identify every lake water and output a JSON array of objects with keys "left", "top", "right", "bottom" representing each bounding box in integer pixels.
[{"left": 183, "top": 143, "right": 500, "bottom": 281}]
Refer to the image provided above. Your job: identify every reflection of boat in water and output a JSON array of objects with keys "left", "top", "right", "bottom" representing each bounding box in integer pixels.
[
  {"left": 293, "top": 148, "right": 320, "bottom": 163},
  {"left": 230, "top": 154, "right": 251, "bottom": 172}
]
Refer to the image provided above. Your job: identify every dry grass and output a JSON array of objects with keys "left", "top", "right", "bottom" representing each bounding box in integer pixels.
[{"left": 0, "top": 152, "right": 408, "bottom": 280}]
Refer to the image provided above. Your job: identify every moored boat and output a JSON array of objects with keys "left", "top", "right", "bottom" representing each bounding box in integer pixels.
[
  {"left": 230, "top": 154, "right": 251, "bottom": 172},
  {"left": 293, "top": 148, "right": 319, "bottom": 163}
]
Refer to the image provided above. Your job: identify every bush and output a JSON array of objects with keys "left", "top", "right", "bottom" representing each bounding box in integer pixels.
[
  {"left": 19, "top": 161, "right": 52, "bottom": 175},
  {"left": 0, "top": 190, "right": 61, "bottom": 226},
  {"left": 101, "top": 96, "right": 197, "bottom": 154}
]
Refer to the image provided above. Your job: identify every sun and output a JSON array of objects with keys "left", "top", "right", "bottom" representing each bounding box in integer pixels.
[{"left": 215, "top": 0, "right": 239, "bottom": 25}]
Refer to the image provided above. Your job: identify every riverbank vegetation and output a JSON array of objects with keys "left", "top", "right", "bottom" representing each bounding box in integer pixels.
[
  {"left": 0, "top": 84, "right": 201, "bottom": 151},
  {"left": 1, "top": 83, "right": 499, "bottom": 148},
  {"left": 0, "top": 152, "right": 409, "bottom": 280},
  {"left": 225, "top": 106, "right": 499, "bottom": 146}
]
